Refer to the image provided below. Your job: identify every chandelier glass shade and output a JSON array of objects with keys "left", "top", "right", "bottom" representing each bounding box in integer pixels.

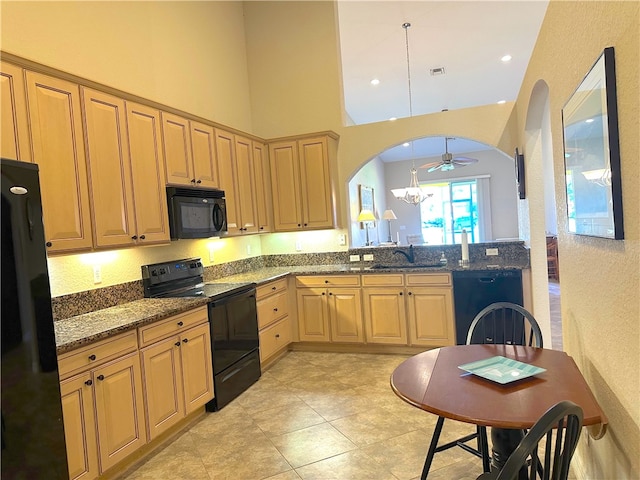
[{"left": 391, "top": 167, "right": 431, "bottom": 205}]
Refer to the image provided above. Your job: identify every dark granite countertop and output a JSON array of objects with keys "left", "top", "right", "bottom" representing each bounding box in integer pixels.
[{"left": 55, "top": 297, "right": 210, "bottom": 354}]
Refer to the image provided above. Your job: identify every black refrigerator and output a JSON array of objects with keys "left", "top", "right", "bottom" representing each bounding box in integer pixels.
[{"left": 1, "top": 159, "right": 69, "bottom": 479}]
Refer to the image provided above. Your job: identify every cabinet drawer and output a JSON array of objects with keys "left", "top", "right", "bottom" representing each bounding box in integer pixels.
[
  {"left": 361, "top": 274, "right": 404, "bottom": 287},
  {"left": 296, "top": 275, "right": 360, "bottom": 288},
  {"left": 405, "top": 273, "right": 451, "bottom": 286},
  {"left": 256, "top": 277, "right": 288, "bottom": 300},
  {"left": 257, "top": 290, "right": 289, "bottom": 329},
  {"left": 58, "top": 330, "right": 138, "bottom": 380},
  {"left": 138, "top": 306, "right": 208, "bottom": 347},
  {"left": 259, "top": 316, "right": 291, "bottom": 363}
]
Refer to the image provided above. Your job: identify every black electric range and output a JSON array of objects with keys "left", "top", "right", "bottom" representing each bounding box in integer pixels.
[{"left": 142, "top": 258, "right": 261, "bottom": 410}]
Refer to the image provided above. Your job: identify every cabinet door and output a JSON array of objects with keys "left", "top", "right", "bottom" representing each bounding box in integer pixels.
[
  {"left": 296, "top": 288, "right": 330, "bottom": 342},
  {"left": 161, "top": 112, "right": 193, "bottom": 186},
  {"left": 269, "top": 140, "right": 302, "bottom": 231},
  {"left": 329, "top": 288, "right": 364, "bottom": 343},
  {"left": 93, "top": 352, "right": 146, "bottom": 473},
  {"left": 60, "top": 373, "right": 99, "bottom": 480},
  {"left": 298, "top": 136, "right": 334, "bottom": 229},
  {"left": 1, "top": 62, "right": 31, "bottom": 162},
  {"left": 234, "top": 135, "right": 258, "bottom": 233},
  {"left": 140, "top": 337, "right": 185, "bottom": 441},
  {"left": 180, "top": 323, "right": 214, "bottom": 414},
  {"left": 253, "top": 141, "right": 272, "bottom": 232},
  {"left": 362, "top": 288, "right": 407, "bottom": 345},
  {"left": 407, "top": 287, "right": 455, "bottom": 347},
  {"left": 190, "top": 120, "right": 218, "bottom": 188},
  {"left": 81, "top": 88, "right": 136, "bottom": 248},
  {"left": 215, "top": 129, "right": 240, "bottom": 234},
  {"left": 25, "top": 71, "right": 92, "bottom": 252},
  {"left": 125, "top": 102, "right": 170, "bottom": 244}
]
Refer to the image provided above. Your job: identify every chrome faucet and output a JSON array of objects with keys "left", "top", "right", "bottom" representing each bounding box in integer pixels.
[{"left": 393, "top": 244, "right": 415, "bottom": 263}]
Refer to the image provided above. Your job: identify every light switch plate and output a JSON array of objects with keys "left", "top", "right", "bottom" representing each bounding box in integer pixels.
[
  {"left": 350, "top": 254, "right": 360, "bottom": 262},
  {"left": 486, "top": 248, "right": 499, "bottom": 256},
  {"left": 93, "top": 265, "right": 102, "bottom": 284},
  {"left": 338, "top": 234, "right": 346, "bottom": 246},
  {"left": 295, "top": 240, "right": 302, "bottom": 252},
  {"left": 363, "top": 254, "right": 374, "bottom": 261}
]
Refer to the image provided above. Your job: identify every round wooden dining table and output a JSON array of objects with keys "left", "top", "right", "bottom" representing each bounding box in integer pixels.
[{"left": 390, "top": 344, "right": 607, "bottom": 475}]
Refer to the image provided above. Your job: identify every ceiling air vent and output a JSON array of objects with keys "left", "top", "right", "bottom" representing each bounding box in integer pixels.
[{"left": 430, "top": 67, "right": 446, "bottom": 76}]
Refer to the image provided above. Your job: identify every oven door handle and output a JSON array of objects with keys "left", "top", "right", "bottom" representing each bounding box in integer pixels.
[{"left": 209, "top": 289, "right": 256, "bottom": 307}]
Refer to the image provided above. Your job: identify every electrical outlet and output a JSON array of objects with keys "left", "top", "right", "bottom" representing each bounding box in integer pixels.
[
  {"left": 93, "top": 265, "right": 102, "bottom": 284},
  {"left": 295, "top": 240, "right": 302, "bottom": 251},
  {"left": 486, "top": 248, "right": 499, "bottom": 256},
  {"left": 338, "top": 234, "right": 346, "bottom": 246},
  {"left": 349, "top": 254, "right": 360, "bottom": 262},
  {"left": 363, "top": 254, "right": 374, "bottom": 261},
  {"left": 208, "top": 245, "right": 215, "bottom": 263}
]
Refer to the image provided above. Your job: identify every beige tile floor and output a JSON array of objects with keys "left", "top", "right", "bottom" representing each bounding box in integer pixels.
[{"left": 122, "top": 283, "right": 567, "bottom": 480}]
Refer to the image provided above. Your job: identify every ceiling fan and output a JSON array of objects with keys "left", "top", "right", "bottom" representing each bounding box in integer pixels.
[{"left": 420, "top": 137, "right": 479, "bottom": 172}]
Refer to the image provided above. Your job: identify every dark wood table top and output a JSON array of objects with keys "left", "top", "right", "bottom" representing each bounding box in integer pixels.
[{"left": 391, "top": 345, "right": 607, "bottom": 432}]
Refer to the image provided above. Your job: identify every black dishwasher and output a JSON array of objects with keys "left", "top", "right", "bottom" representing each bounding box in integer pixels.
[{"left": 452, "top": 270, "right": 523, "bottom": 344}]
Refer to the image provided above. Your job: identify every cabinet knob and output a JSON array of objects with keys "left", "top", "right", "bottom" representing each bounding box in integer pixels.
[
  {"left": 324, "top": 280, "right": 329, "bottom": 284},
  {"left": 399, "top": 292, "right": 403, "bottom": 296},
  {"left": 196, "top": 179, "right": 202, "bottom": 184},
  {"left": 88, "top": 354, "right": 96, "bottom": 361},
  {"left": 175, "top": 341, "right": 181, "bottom": 347},
  {"left": 329, "top": 292, "right": 333, "bottom": 296},
  {"left": 304, "top": 223, "right": 308, "bottom": 227},
  {"left": 182, "top": 338, "right": 189, "bottom": 343},
  {"left": 190, "top": 178, "right": 196, "bottom": 183},
  {"left": 408, "top": 291, "right": 412, "bottom": 296},
  {"left": 97, "top": 375, "right": 105, "bottom": 381},
  {"left": 260, "top": 226, "right": 264, "bottom": 230},
  {"left": 275, "top": 334, "right": 280, "bottom": 339},
  {"left": 271, "top": 286, "right": 276, "bottom": 290},
  {"left": 85, "top": 379, "right": 93, "bottom": 386},
  {"left": 131, "top": 235, "right": 138, "bottom": 240},
  {"left": 45, "top": 241, "right": 52, "bottom": 248},
  {"left": 177, "top": 321, "right": 184, "bottom": 327},
  {"left": 297, "top": 224, "right": 301, "bottom": 227},
  {"left": 273, "top": 308, "right": 278, "bottom": 312},
  {"left": 140, "top": 235, "right": 146, "bottom": 240},
  {"left": 322, "top": 292, "right": 325, "bottom": 296}
]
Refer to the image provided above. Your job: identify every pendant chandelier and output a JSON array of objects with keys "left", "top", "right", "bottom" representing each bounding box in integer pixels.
[{"left": 391, "top": 22, "right": 430, "bottom": 206}]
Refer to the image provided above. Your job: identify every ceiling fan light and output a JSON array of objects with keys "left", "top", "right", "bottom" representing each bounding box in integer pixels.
[{"left": 391, "top": 188, "right": 407, "bottom": 198}]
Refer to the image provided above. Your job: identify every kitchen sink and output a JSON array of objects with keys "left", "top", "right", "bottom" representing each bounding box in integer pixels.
[{"left": 369, "top": 263, "right": 444, "bottom": 269}]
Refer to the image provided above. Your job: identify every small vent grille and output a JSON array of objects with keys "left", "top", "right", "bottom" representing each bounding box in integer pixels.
[{"left": 430, "top": 67, "right": 446, "bottom": 76}]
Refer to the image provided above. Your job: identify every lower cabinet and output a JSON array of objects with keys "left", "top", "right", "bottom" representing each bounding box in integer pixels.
[
  {"left": 59, "top": 350, "right": 146, "bottom": 479},
  {"left": 139, "top": 313, "right": 214, "bottom": 441},
  {"left": 362, "top": 274, "right": 407, "bottom": 345},
  {"left": 58, "top": 306, "right": 213, "bottom": 479},
  {"left": 257, "top": 278, "right": 292, "bottom": 364}
]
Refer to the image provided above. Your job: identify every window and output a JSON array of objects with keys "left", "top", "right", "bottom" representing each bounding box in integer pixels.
[{"left": 420, "top": 178, "right": 491, "bottom": 244}]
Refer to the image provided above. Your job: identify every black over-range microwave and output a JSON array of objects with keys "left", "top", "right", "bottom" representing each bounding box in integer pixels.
[{"left": 167, "top": 186, "right": 227, "bottom": 240}]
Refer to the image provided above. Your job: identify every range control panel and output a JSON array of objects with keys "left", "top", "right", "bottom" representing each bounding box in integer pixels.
[{"left": 141, "top": 257, "right": 204, "bottom": 287}]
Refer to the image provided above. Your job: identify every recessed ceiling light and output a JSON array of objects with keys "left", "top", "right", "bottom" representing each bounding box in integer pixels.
[
  {"left": 585, "top": 118, "right": 594, "bottom": 123},
  {"left": 497, "top": 100, "right": 507, "bottom": 104},
  {"left": 402, "top": 142, "right": 410, "bottom": 147},
  {"left": 370, "top": 78, "right": 380, "bottom": 86},
  {"left": 389, "top": 117, "right": 397, "bottom": 121},
  {"left": 501, "top": 55, "right": 512, "bottom": 62}
]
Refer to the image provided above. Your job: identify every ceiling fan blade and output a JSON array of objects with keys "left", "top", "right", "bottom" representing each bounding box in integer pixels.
[
  {"left": 452, "top": 157, "right": 479, "bottom": 165},
  {"left": 427, "top": 164, "right": 443, "bottom": 173},
  {"left": 419, "top": 160, "right": 442, "bottom": 169}
]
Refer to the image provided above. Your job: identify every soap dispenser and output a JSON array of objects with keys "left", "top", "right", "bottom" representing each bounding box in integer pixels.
[{"left": 439, "top": 251, "right": 448, "bottom": 266}]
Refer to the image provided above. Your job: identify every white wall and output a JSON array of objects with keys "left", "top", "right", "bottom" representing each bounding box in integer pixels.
[{"left": 348, "top": 157, "right": 387, "bottom": 247}]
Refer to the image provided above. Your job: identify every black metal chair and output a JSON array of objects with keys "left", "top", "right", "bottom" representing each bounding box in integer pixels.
[
  {"left": 420, "top": 302, "right": 543, "bottom": 479},
  {"left": 476, "top": 401, "right": 584, "bottom": 480}
]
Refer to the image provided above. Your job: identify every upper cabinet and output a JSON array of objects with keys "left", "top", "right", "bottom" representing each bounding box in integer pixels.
[
  {"left": 269, "top": 134, "right": 337, "bottom": 232},
  {"left": 25, "top": 71, "right": 93, "bottom": 253},
  {"left": 252, "top": 141, "right": 273, "bottom": 233},
  {"left": 161, "top": 112, "right": 219, "bottom": 189},
  {"left": 81, "top": 88, "right": 169, "bottom": 248},
  {"left": 1, "top": 62, "right": 31, "bottom": 162}
]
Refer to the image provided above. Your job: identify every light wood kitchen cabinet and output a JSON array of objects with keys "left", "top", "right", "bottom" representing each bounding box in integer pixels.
[
  {"left": 362, "top": 285, "right": 408, "bottom": 345},
  {"left": 139, "top": 307, "right": 213, "bottom": 440},
  {"left": 405, "top": 273, "right": 455, "bottom": 347},
  {"left": 161, "top": 112, "right": 219, "bottom": 189},
  {"left": 25, "top": 71, "right": 92, "bottom": 252},
  {"left": 125, "top": 102, "right": 170, "bottom": 244},
  {"left": 215, "top": 129, "right": 240, "bottom": 233},
  {"left": 257, "top": 278, "right": 291, "bottom": 364},
  {"left": 60, "top": 373, "right": 99, "bottom": 480},
  {"left": 0, "top": 61, "right": 31, "bottom": 162},
  {"left": 58, "top": 331, "right": 145, "bottom": 476},
  {"left": 268, "top": 134, "right": 336, "bottom": 232},
  {"left": 252, "top": 141, "right": 273, "bottom": 233},
  {"left": 296, "top": 275, "right": 363, "bottom": 343}
]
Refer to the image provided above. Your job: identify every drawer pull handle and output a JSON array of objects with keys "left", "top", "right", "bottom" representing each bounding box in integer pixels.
[
  {"left": 175, "top": 341, "right": 181, "bottom": 347},
  {"left": 182, "top": 338, "right": 189, "bottom": 343},
  {"left": 324, "top": 280, "right": 329, "bottom": 284},
  {"left": 88, "top": 354, "right": 97, "bottom": 361},
  {"left": 85, "top": 380, "right": 93, "bottom": 386},
  {"left": 177, "top": 321, "right": 184, "bottom": 327},
  {"left": 97, "top": 375, "right": 105, "bottom": 381}
]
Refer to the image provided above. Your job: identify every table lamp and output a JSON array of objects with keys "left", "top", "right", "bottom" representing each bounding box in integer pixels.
[
  {"left": 357, "top": 209, "right": 376, "bottom": 246},
  {"left": 382, "top": 209, "right": 397, "bottom": 243}
]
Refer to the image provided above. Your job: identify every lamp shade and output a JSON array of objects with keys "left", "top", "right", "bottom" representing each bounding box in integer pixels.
[
  {"left": 357, "top": 209, "right": 376, "bottom": 222},
  {"left": 382, "top": 209, "right": 397, "bottom": 220}
]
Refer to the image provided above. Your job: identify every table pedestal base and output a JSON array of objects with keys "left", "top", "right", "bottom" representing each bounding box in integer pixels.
[{"left": 491, "top": 428, "right": 527, "bottom": 479}]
